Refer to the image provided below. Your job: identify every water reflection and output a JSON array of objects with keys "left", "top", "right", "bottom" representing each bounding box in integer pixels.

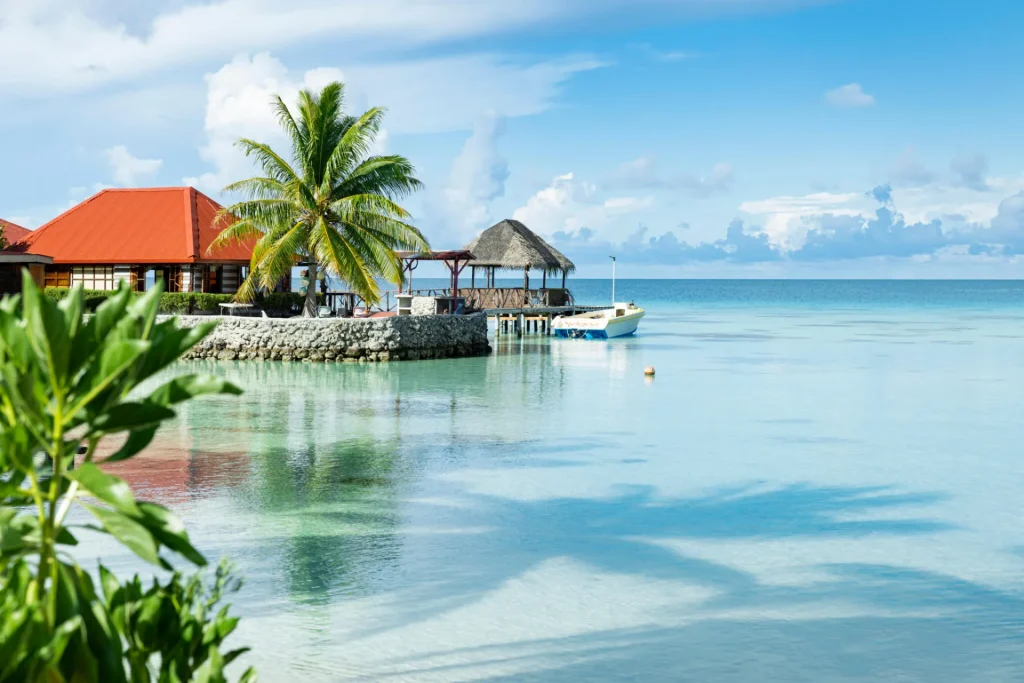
[{"left": 243, "top": 439, "right": 405, "bottom": 604}]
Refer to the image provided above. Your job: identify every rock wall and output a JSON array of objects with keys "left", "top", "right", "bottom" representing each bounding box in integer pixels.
[
  {"left": 174, "top": 313, "right": 491, "bottom": 363},
  {"left": 411, "top": 296, "right": 437, "bottom": 316}
]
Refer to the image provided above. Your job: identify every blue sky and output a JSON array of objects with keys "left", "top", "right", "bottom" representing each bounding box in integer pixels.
[{"left": 2, "top": 0, "right": 1023, "bottom": 277}]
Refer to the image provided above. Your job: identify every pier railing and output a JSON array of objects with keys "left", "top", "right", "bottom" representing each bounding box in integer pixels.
[
  {"left": 405, "top": 287, "right": 572, "bottom": 310},
  {"left": 321, "top": 287, "right": 573, "bottom": 315}
]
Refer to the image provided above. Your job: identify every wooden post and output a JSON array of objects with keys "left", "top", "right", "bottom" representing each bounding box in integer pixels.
[
  {"left": 542, "top": 270, "right": 547, "bottom": 288},
  {"left": 471, "top": 266, "right": 475, "bottom": 289},
  {"left": 561, "top": 269, "right": 566, "bottom": 289}
]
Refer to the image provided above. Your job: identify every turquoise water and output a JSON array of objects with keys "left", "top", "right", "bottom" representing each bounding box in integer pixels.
[{"left": 90, "top": 280, "right": 1024, "bottom": 681}]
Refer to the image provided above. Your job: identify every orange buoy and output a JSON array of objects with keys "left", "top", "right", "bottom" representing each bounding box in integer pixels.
[{"left": 644, "top": 366, "right": 655, "bottom": 377}]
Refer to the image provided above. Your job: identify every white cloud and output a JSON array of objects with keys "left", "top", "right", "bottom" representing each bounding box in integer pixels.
[
  {"left": 950, "top": 152, "right": 990, "bottom": 192},
  {"left": 185, "top": 51, "right": 604, "bottom": 194},
  {"left": 825, "top": 83, "right": 875, "bottom": 108},
  {"left": 512, "top": 172, "right": 652, "bottom": 238},
  {"left": 0, "top": 0, "right": 564, "bottom": 92},
  {"left": 610, "top": 156, "right": 735, "bottom": 196},
  {"left": 891, "top": 146, "right": 935, "bottom": 186},
  {"left": 0, "top": 0, "right": 816, "bottom": 94},
  {"left": 739, "top": 172, "right": 1024, "bottom": 253},
  {"left": 441, "top": 115, "right": 510, "bottom": 243},
  {"left": 739, "top": 191, "right": 870, "bottom": 249},
  {"left": 104, "top": 145, "right": 162, "bottom": 186}
]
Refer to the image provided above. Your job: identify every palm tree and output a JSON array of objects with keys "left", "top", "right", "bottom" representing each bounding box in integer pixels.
[{"left": 211, "top": 82, "right": 429, "bottom": 317}]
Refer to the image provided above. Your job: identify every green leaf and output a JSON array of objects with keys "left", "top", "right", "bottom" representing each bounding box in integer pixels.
[
  {"left": 21, "top": 269, "right": 71, "bottom": 383},
  {"left": 136, "top": 502, "right": 206, "bottom": 567},
  {"left": 103, "top": 426, "right": 158, "bottom": 463},
  {"left": 46, "top": 614, "right": 84, "bottom": 663},
  {"left": 90, "top": 403, "right": 176, "bottom": 434},
  {"left": 145, "top": 375, "right": 243, "bottom": 407},
  {"left": 99, "top": 565, "right": 120, "bottom": 604},
  {"left": 68, "top": 462, "right": 141, "bottom": 516},
  {"left": 68, "top": 284, "right": 133, "bottom": 376},
  {"left": 193, "top": 644, "right": 226, "bottom": 683},
  {"left": 83, "top": 504, "right": 161, "bottom": 566}
]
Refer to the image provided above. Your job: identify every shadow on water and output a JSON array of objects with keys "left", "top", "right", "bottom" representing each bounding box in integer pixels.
[
  {"left": 358, "top": 494, "right": 1022, "bottom": 682},
  {"left": 282, "top": 481, "right": 951, "bottom": 639}
]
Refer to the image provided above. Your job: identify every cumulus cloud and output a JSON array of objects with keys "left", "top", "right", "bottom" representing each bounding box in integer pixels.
[
  {"left": 891, "top": 147, "right": 936, "bottom": 186},
  {"left": 512, "top": 172, "right": 652, "bottom": 236},
  {"left": 825, "top": 83, "right": 875, "bottom": 108},
  {"left": 791, "top": 208, "right": 947, "bottom": 261},
  {"left": 550, "top": 219, "right": 781, "bottom": 265},
  {"left": 0, "top": 0, "right": 816, "bottom": 93},
  {"left": 104, "top": 145, "right": 162, "bottom": 186},
  {"left": 184, "top": 52, "right": 604, "bottom": 192},
  {"left": 951, "top": 152, "right": 990, "bottom": 192},
  {"left": 440, "top": 115, "right": 510, "bottom": 242},
  {"left": 609, "top": 156, "right": 734, "bottom": 196},
  {"left": 183, "top": 53, "right": 335, "bottom": 193},
  {"left": 738, "top": 191, "right": 871, "bottom": 249},
  {"left": 868, "top": 183, "right": 893, "bottom": 206}
]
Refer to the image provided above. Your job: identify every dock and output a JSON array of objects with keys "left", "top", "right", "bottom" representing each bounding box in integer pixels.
[{"left": 484, "top": 305, "right": 604, "bottom": 336}]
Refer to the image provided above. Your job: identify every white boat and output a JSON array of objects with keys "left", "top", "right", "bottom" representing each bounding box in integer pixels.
[
  {"left": 552, "top": 302, "right": 645, "bottom": 339},
  {"left": 552, "top": 255, "right": 644, "bottom": 339}
]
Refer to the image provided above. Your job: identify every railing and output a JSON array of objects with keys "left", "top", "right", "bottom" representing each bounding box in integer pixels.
[
  {"left": 321, "top": 287, "right": 572, "bottom": 316},
  {"left": 405, "top": 287, "right": 572, "bottom": 310}
]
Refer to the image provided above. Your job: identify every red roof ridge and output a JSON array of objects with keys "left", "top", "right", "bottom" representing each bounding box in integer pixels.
[{"left": 94, "top": 186, "right": 194, "bottom": 193}]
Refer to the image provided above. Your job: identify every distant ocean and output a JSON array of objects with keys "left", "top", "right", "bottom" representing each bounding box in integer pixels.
[{"left": 404, "top": 277, "right": 1024, "bottom": 310}]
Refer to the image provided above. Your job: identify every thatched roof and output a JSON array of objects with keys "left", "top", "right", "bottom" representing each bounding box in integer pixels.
[{"left": 463, "top": 219, "right": 575, "bottom": 273}]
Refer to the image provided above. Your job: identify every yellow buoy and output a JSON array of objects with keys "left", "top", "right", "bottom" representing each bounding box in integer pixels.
[{"left": 644, "top": 366, "right": 655, "bottom": 377}]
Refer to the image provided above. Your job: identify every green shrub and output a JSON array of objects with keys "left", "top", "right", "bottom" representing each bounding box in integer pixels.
[
  {"left": 191, "top": 293, "right": 234, "bottom": 312},
  {"left": 256, "top": 291, "right": 305, "bottom": 315},
  {"left": 156, "top": 291, "right": 192, "bottom": 315},
  {"left": 0, "top": 275, "right": 254, "bottom": 682},
  {"left": 42, "top": 288, "right": 245, "bottom": 315}
]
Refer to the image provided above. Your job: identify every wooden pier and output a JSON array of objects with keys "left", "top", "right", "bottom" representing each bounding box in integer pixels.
[{"left": 485, "top": 305, "right": 603, "bottom": 337}]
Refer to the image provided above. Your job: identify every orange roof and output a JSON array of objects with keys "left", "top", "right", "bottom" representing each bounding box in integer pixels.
[
  {"left": 1, "top": 218, "right": 32, "bottom": 244},
  {"left": 18, "top": 187, "right": 255, "bottom": 265}
]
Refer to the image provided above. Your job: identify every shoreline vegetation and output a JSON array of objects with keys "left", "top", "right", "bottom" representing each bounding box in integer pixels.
[{"left": 0, "top": 275, "right": 255, "bottom": 682}]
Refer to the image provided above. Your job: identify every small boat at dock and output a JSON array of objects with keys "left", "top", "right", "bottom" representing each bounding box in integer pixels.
[
  {"left": 551, "top": 255, "right": 644, "bottom": 339},
  {"left": 552, "top": 302, "right": 645, "bottom": 339}
]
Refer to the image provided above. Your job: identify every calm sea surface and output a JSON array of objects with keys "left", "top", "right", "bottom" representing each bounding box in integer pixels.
[{"left": 89, "top": 280, "right": 1024, "bottom": 681}]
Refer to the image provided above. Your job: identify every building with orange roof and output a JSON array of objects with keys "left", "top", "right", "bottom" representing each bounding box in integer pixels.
[
  {"left": 0, "top": 218, "right": 52, "bottom": 292},
  {"left": 1, "top": 218, "right": 33, "bottom": 245},
  {"left": 13, "top": 187, "right": 258, "bottom": 294}
]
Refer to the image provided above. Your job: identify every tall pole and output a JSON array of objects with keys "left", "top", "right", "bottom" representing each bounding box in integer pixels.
[{"left": 610, "top": 255, "right": 616, "bottom": 304}]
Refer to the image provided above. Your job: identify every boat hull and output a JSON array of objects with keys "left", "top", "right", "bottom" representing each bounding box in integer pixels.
[{"left": 552, "top": 308, "right": 644, "bottom": 339}]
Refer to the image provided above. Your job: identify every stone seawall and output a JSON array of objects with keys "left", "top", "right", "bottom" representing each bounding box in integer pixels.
[{"left": 173, "top": 314, "right": 491, "bottom": 362}]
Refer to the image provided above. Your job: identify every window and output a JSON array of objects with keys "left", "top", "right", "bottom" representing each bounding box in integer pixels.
[
  {"left": 44, "top": 267, "right": 71, "bottom": 289},
  {"left": 71, "top": 266, "right": 115, "bottom": 291}
]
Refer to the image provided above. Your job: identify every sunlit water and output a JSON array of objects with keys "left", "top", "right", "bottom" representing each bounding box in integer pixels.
[{"left": 82, "top": 280, "right": 1024, "bottom": 681}]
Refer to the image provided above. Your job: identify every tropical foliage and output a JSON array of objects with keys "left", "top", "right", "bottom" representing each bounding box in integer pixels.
[
  {"left": 211, "top": 81, "right": 429, "bottom": 316},
  {"left": 0, "top": 273, "right": 254, "bottom": 682}
]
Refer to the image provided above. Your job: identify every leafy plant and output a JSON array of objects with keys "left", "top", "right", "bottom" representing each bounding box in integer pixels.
[
  {"left": 210, "top": 80, "right": 429, "bottom": 317},
  {"left": 41, "top": 289, "right": 240, "bottom": 316},
  {"left": 0, "top": 272, "right": 254, "bottom": 682}
]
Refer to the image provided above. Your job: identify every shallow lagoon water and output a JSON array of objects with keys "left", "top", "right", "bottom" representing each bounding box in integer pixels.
[{"left": 89, "top": 281, "right": 1024, "bottom": 681}]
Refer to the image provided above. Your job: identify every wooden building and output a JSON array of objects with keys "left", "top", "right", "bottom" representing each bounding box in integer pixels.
[{"left": 12, "top": 187, "right": 255, "bottom": 293}]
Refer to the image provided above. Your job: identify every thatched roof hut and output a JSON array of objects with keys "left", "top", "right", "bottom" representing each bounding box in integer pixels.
[{"left": 463, "top": 219, "right": 575, "bottom": 285}]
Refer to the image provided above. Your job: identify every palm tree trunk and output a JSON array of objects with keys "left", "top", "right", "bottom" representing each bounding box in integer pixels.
[{"left": 304, "top": 262, "right": 319, "bottom": 318}]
